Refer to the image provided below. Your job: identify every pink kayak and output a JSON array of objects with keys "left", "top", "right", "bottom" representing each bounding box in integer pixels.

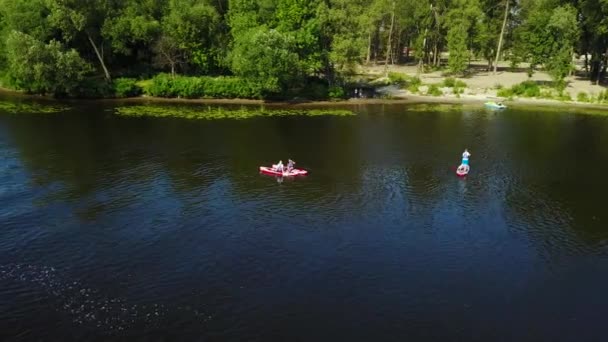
[{"left": 260, "top": 166, "right": 308, "bottom": 177}]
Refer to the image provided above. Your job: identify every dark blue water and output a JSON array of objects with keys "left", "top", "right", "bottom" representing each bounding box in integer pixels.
[{"left": 1, "top": 99, "right": 608, "bottom": 341}]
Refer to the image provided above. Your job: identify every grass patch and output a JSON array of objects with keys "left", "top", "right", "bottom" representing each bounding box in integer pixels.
[
  {"left": 540, "top": 90, "right": 555, "bottom": 99},
  {"left": 577, "top": 92, "right": 590, "bottom": 103},
  {"left": 115, "top": 105, "right": 355, "bottom": 120},
  {"left": 556, "top": 92, "right": 572, "bottom": 102},
  {"left": 0, "top": 100, "right": 68, "bottom": 114},
  {"left": 407, "top": 83, "right": 420, "bottom": 93},
  {"left": 427, "top": 84, "right": 443, "bottom": 96},
  {"left": 496, "top": 81, "right": 540, "bottom": 98},
  {"left": 443, "top": 77, "right": 467, "bottom": 88},
  {"left": 387, "top": 72, "right": 409, "bottom": 85}
]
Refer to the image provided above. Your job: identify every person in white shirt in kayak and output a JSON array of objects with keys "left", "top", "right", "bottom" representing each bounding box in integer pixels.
[
  {"left": 275, "top": 160, "right": 284, "bottom": 172},
  {"left": 286, "top": 159, "right": 295, "bottom": 172}
]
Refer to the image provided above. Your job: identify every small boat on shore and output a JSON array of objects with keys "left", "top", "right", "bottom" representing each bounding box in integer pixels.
[
  {"left": 484, "top": 101, "right": 507, "bottom": 109},
  {"left": 260, "top": 165, "right": 308, "bottom": 177}
]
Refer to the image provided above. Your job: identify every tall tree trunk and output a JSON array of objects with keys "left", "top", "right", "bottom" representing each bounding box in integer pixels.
[
  {"left": 366, "top": 31, "right": 372, "bottom": 64},
  {"left": 569, "top": 48, "right": 575, "bottom": 77},
  {"left": 584, "top": 51, "right": 589, "bottom": 77},
  {"left": 432, "top": 5, "right": 441, "bottom": 67},
  {"left": 418, "top": 30, "right": 427, "bottom": 75},
  {"left": 493, "top": 0, "right": 509, "bottom": 74},
  {"left": 87, "top": 34, "right": 111, "bottom": 82},
  {"left": 384, "top": 0, "right": 396, "bottom": 76}
]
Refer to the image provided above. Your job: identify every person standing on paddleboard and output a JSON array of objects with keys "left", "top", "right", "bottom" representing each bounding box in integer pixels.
[{"left": 461, "top": 149, "right": 471, "bottom": 166}]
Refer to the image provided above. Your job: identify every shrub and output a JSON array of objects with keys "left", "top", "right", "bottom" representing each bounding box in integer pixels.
[
  {"left": 443, "top": 77, "right": 466, "bottom": 89},
  {"left": 557, "top": 92, "right": 572, "bottom": 101},
  {"left": 328, "top": 85, "right": 345, "bottom": 99},
  {"left": 409, "top": 76, "right": 422, "bottom": 86},
  {"left": 407, "top": 83, "right": 420, "bottom": 93},
  {"left": 497, "top": 88, "right": 514, "bottom": 98},
  {"left": 454, "top": 80, "right": 467, "bottom": 88},
  {"left": 407, "top": 77, "right": 422, "bottom": 93},
  {"left": 540, "top": 90, "right": 554, "bottom": 99},
  {"left": 511, "top": 81, "right": 540, "bottom": 97},
  {"left": 577, "top": 92, "right": 589, "bottom": 103},
  {"left": 113, "top": 78, "right": 142, "bottom": 98},
  {"left": 443, "top": 77, "right": 456, "bottom": 87},
  {"left": 427, "top": 84, "right": 442, "bottom": 96},
  {"left": 597, "top": 90, "right": 608, "bottom": 103},
  {"left": 144, "top": 74, "right": 264, "bottom": 99},
  {"left": 388, "top": 72, "right": 408, "bottom": 85}
]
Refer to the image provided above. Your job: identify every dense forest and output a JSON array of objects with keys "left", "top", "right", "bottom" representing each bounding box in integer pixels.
[{"left": 0, "top": 0, "right": 606, "bottom": 99}]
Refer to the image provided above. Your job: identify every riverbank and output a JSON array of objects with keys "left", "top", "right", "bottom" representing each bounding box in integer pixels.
[
  {"left": 4, "top": 87, "right": 608, "bottom": 114},
  {"left": 3, "top": 59, "right": 608, "bottom": 113}
]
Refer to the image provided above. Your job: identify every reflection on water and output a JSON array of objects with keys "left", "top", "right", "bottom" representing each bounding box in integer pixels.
[{"left": 1, "top": 99, "right": 608, "bottom": 340}]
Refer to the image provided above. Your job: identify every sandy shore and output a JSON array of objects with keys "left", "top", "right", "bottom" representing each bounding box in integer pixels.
[{"left": 363, "top": 60, "right": 608, "bottom": 98}]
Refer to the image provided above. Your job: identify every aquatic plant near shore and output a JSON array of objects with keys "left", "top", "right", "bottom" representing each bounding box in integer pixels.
[
  {"left": 114, "top": 105, "right": 355, "bottom": 120},
  {"left": 0, "top": 100, "right": 68, "bottom": 114}
]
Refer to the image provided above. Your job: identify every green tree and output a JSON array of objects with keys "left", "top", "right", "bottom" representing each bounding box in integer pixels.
[
  {"left": 230, "top": 27, "right": 300, "bottom": 92},
  {"left": 160, "top": 0, "right": 221, "bottom": 73},
  {"left": 445, "top": 0, "right": 481, "bottom": 74},
  {"left": 102, "top": 0, "right": 162, "bottom": 56},
  {"left": 545, "top": 5, "right": 579, "bottom": 87},
  {"left": 5, "top": 31, "right": 92, "bottom": 96},
  {"left": 45, "top": 0, "right": 116, "bottom": 81}
]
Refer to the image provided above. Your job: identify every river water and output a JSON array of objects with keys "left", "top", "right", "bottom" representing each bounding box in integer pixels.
[{"left": 1, "top": 97, "right": 608, "bottom": 341}]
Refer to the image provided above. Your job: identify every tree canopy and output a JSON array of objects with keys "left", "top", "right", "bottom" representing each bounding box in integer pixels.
[{"left": 0, "top": 0, "right": 606, "bottom": 97}]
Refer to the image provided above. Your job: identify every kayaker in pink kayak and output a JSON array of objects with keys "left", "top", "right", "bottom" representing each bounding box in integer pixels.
[
  {"left": 287, "top": 159, "right": 295, "bottom": 172},
  {"left": 274, "top": 160, "right": 284, "bottom": 172}
]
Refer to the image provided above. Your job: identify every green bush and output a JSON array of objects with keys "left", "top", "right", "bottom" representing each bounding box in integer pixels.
[
  {"left": 388, "top": 72, "right": 408, "bottom": 85},
  {"left": 443, "top": 77, "right": 466, "bottom": 89},
  {"left": 497, "top": 88, "right": 514, "bottom": 98},
  {"left": 407, "top": 83, "right": 420, "bottom": 93},
  {"left": 443, "top": 77, "right": 456, "bottom": 87},
  {"left": 409, "top": 76, "right": 422, "bottom": 86},
  {"left": 597, "top": 90, "right": 608, "bottom": 103},
  {"left": 511, "top": 81, "right": 540, "bottom": 97},
  {"left": 454, "top": 80, "right": 467, "bottom": 88},
  {"left": 577, "top": 92, "right": 589, "bottom": 103},
  {"left": 557, "top": 92, "right": 572, "bottom": 101},
  {"left": 427, "top": 84, "right": 442, "bottom": 96},
  {"left": 540, "top": 90, "right": 554, "bottom": 99},
  {"left": 144, "top": 74, "right": 264, "bottom": 99},
  {"left": 328, "top": 85, "right": 345, "bottom": 99},
  {"left": 113, "top": 78, "right": 142, "bottom": 98}
]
